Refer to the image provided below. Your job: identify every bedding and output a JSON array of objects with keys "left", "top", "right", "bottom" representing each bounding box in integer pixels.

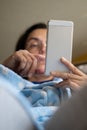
[{"left": 0, "top": 64, "right": 71, "bottom": 130}]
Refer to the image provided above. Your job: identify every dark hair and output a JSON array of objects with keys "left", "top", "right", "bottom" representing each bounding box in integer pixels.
[{"left": 15, "top": 22, "right": 47, "bottom": 51}]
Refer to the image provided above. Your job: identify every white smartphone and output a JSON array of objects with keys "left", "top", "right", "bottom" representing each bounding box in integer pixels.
[{"left": 45, "top": 20, "right": 74, "bottom": 75}]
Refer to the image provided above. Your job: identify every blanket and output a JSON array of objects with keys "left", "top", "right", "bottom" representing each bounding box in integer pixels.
[{"left": 0, "top": 64, "right": 71, "bottom": 130}]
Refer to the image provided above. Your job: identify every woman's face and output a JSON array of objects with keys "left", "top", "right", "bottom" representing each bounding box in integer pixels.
[{"left": 25, "top": 29, "right": 47, "bottom": 74}]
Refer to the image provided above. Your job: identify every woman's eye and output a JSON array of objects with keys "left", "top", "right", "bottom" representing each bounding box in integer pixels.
[
  {"left": 29, "top": 44, "right": 39, "bottom": 50},
  {"left": 30, "top": 44, "right": 38, "bottom": 48}
]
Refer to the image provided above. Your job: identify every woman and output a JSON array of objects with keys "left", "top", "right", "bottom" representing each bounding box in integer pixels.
[
  {"left": 3, "top": 23, "right": 53, "bottom": 82},
  {"left": 2, "top": 22, "right": 87, "bottom": 91}
]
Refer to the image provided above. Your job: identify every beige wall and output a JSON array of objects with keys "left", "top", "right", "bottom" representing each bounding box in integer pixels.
[{"left": 0, "top": 0, "right": 87, "bottom": 63}]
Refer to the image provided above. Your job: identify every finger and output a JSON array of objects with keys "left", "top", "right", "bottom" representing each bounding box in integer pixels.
[
  {"left": 60, "top": 57, "right": 85, "bottom": 76},
  {"left": 27, "top": 54, "right": 38, "bottom": 78},
  {"left": 19, "top": 51, "right": 37, "bottom": 77},
  {"left": 16, "top": 50, "right": 32, "bottom": 76},
  {"left": 19, "top": 59, "right": 32, "bottom": 77},
  {"left": 17, "top": 56, "right": 27, "bottom": 73},
  {"left": 11, "top": 50, "right": 27, "bottom": 72},
  {"left": 55, "top": 80, "right": 81, "bottom": 90},
  {"left": 34, "top": 54, "right": 45, "bottom": 61},
  {"left": 51, "top": 71, "right": 83, "bottom": 81}
]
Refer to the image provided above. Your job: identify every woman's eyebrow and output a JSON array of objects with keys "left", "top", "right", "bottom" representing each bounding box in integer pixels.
[{"left": 27, "top": 37, "right": 42, "bottom": 43}]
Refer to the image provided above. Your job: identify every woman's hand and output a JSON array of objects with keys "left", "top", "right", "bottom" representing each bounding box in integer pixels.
[
  {"left": 2, "top": 50, "right": 38, "bottom": 78},
  {"left": 51, "top": 57, "right": 87, "bottom": 91}
]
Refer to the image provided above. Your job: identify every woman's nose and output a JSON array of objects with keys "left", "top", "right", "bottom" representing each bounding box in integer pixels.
[{"left": 40, "top": 43, "right": 46, "bottom": 54}]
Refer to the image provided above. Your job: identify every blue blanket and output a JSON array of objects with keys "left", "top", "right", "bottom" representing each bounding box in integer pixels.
[{"left": 0, "top": 64, "right": 71, "bottom": 130}]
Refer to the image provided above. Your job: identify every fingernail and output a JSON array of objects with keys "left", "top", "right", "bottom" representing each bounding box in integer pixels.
[
  {"left": 62, "top": 57, "right": 66, "bottom": 60},
  {"left": 60, "top": 57, "right": 66, "bottom": 62}
]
